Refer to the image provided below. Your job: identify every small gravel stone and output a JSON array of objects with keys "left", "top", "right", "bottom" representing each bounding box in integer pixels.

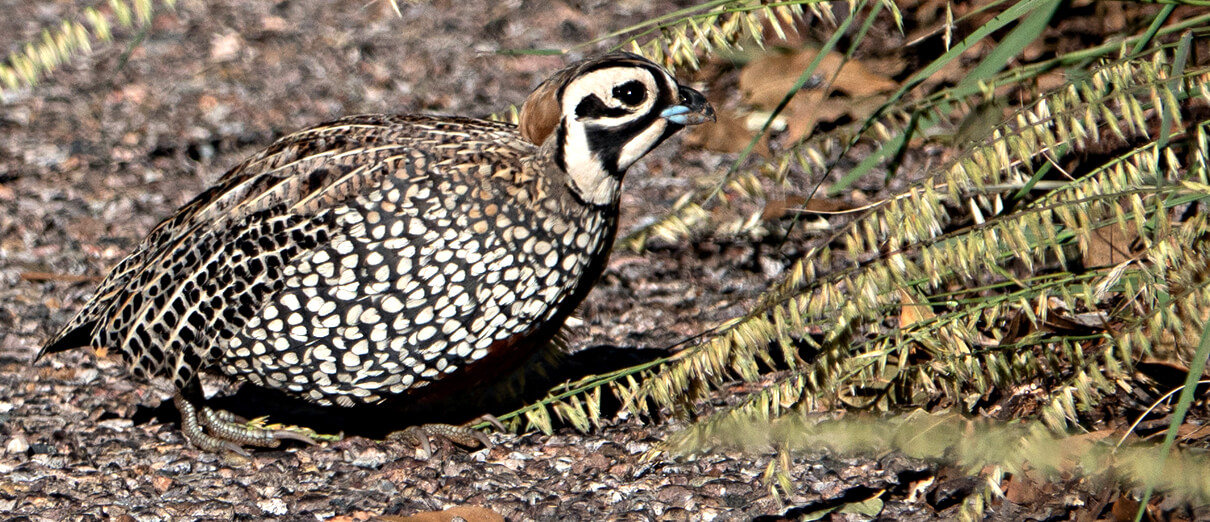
[
  {"left": 5, "top": 434, "right": 28, "bottom": 454},
  {"left": 257, "top": 497, "right": 288, "bottom": 516}
]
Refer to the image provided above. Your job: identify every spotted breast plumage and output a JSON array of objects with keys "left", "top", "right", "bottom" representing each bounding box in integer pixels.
[{"left": 38, "top": 52, "right": 714, "bottom": 454}]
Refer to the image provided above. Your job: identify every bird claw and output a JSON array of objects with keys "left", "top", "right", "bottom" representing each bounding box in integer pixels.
[
  {"left": 389, "top": 414, "right": 502, "bottom": 459},
  {"left": 173, "top": 393, "right": 317, "bottom": 456}
]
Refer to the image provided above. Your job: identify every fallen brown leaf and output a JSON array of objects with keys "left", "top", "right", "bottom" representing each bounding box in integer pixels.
[
  {"left": 761, "top": 195, "right": 847, "bottom": 221},
  {"left": 683, "top": 109, "right": 769, "bottom": 156},
  {"left": 1002, "top": 472, "right": 1046, "bottom": 505},
  {"left": 897, "top": 288, "right": 936, "bottom": 329},
  {"left": 737, "top": 48, "right": 896, "bottom": 142},
  {"left": 1110, "top": 495, "right": 1138, "bottom": 522},
  {"left": 1083, "top": 221, "right": 1140, "bottom": 268},
  {"left": 377, "top": 505, "right": 505, "bottom": 522},
  {"left": 738, "top": 47, "right": 896, "bottom": 108}
]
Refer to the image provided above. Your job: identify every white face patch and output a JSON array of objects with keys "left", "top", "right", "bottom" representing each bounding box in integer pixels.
[
  {"left": 560, "top": 114, "right": 611, "bottom": 205},
  {"left": 616, "top": 118, "right": 668, "bottom": 171},
  {"left": 557, "top": 66, "right": 672, "bottom": 205},
  {"left": 564, "top": 156, "right": 619, "bottom": 205},
  {"left": 560, "top": 68, "right": 660, "bottom": 127}
]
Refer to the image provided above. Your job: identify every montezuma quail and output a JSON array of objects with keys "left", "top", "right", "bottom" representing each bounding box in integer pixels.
[{"left": 39, "top": 53, "right": 714, "bottom": 454}]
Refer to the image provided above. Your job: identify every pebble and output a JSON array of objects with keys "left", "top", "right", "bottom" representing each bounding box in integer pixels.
[
  {"left": 257, "top": 497, "right": 289, "bottom": 516},
  {"left": 5, "top": 435, "right": 28, "bottom": 454}
]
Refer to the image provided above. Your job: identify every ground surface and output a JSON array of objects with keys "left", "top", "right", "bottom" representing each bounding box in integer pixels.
[{"left": 0, "top": 1, "right": 1178, "bottom": 520}]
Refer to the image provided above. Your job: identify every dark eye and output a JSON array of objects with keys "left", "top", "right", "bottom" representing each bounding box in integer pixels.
[{"left": 612, "top": 80, "right": 647, "bottom": 106}]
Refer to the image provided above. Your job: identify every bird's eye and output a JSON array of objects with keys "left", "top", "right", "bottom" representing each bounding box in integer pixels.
[{"left": 612, "top": 81, "right": 647, "bottom": 106}]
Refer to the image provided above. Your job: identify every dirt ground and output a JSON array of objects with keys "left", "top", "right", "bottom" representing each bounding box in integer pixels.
[{"left": 0, "top": 0, "right": 1170, "bottom": 520}]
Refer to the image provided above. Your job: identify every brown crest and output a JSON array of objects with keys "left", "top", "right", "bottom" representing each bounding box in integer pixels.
[
  {"left": 519, "top": 68, "right": 571, "bottom": 145},
  {"left": 519, "top": 52, "right": 657, "bottom": 146}
]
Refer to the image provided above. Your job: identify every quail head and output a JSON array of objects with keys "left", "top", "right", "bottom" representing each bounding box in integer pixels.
[{"left": 39, "top": 52, "right": 715, "bottom": 454}]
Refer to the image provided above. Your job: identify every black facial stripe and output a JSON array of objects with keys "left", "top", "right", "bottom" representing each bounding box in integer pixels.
[
  {"left": 583, "top": 108, "right": 670, "bottom": 177},
  {"left": 567, "top": 62, "right": 677, "bottom": 104},
  {"left": 575, "top": 94, "right": 633, "bottom": 119},
  {"left": 554, "top": 117, "right": 568, "bottom": 173},
  {"left": 576, "top": 75, "right": 682, "bottom": 177}
]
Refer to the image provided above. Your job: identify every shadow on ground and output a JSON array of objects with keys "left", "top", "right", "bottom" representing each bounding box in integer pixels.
[{"left": 130, "top": 344, "right": 669, "bottom": 440}]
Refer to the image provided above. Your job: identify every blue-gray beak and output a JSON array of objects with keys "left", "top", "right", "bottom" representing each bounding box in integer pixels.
[{"left": 660, "top": 86, "right": 715, "bottom": 126}]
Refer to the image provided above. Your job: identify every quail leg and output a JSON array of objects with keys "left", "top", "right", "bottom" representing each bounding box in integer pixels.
[
  {"left": 173, "top": 393, "right": 317, "bottom": 456},
  {"left": 391, "top": 414, "right": 505, "bottom": 458}
]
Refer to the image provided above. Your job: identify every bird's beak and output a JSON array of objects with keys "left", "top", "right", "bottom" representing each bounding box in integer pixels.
[{"left": 660, "top": 86, "right": 715, "bottom": 126}]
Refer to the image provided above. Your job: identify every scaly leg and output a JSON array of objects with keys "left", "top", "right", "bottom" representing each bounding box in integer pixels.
[
  {"left": 391, "top": 414, "right": 505, "bottom": 458},
  {"left": 173, "top": 392, "right": 316, "bottom": 456}
]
